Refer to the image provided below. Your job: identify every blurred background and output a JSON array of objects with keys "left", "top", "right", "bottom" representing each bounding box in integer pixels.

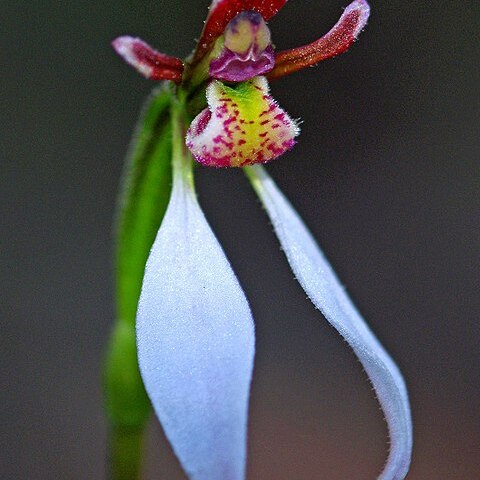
[{"left": 2, "top": 1, "right": 479, "bottom": 478}]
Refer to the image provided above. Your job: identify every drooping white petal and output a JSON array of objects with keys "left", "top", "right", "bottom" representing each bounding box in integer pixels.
[
  {"left": 246, "top": 165, "right": 412, "bottom": 480},
  {"left": 137, "top": 160, "right": 255, "bottom": 480}
]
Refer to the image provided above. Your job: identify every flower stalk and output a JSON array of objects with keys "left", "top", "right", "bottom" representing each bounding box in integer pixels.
[
  {"left": 170, "top": 92, "right": 194, "bottom": 190},
  {"left": 108, "top": 424, "right": 145, "bottom": 480}
]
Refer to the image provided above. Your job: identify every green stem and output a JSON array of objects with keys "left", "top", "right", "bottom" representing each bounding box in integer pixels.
[
  {"left": 171, "top": 91, "right": 194, "bottom": 188},
  {"left": 243, "top": 164, "right": 260, "bottom": 190},
  {"left": 105, "top": 322, "right": 150, "bottom": 480},
  {"left": 108, "top": 426, "right": 145, "bottom": 480}
]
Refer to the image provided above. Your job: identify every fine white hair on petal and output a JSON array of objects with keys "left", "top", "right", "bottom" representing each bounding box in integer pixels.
[
  {"left": 246, "top": 165, "right": 412, "bottom": 480},
  {"left": 137, "top": 165, "right": 255, "bottom": 480},
  {"left": 348, "top": 0, "right": 371, "bottom": 36}
]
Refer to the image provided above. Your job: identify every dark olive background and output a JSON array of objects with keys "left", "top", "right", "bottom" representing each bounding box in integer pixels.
[{"left": 2, "top": 1, "right": 479, "bottom": 478}]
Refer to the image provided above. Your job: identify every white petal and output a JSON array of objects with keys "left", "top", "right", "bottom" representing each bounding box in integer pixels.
[
  {"left": 246, "top": 165, "right": 412, "bottom": 480},
  {"left": 137, "top": 164, "right": 255, "bottom": 480}
]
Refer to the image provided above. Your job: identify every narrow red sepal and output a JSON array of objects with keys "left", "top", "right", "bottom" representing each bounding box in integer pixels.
[
  {"left": 267, "top": 0, "right": 370, "bottom": 80},
  {"left": 112, "top": 36, "right": 184, "bottom": 84},
  {"left": 193, "top": 0, "right": 288, "bottom": 63}
]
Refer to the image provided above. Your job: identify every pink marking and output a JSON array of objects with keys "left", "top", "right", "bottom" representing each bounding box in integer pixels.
[
  {"left": 192, "top": 109, "right": 212, "bottom": 135},
  {"left": 224, "top": 126, "right": 234, "bottom": 139},
  {"left": 267, "top": 143, "right": 282, "bottom": 155},
  {"left": 223, "top": 117, "right": 236, "bottom": 126}
]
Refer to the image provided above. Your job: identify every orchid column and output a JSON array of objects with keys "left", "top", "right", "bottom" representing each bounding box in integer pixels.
[{"left": 105, "top": 1, "right": 412, "bottom": 479}]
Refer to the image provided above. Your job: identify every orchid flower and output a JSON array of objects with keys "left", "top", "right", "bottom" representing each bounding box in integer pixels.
[{"left": 105, "top": 1, "right": 413, "bottom": 479}]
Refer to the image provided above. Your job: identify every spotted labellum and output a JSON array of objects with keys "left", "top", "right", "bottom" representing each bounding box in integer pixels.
[
  {"left": 186, "top": 77, "right": 299, "bottom": 167},
  {"left": 108, "top": 1, "right": 413, "bottom": 479}
]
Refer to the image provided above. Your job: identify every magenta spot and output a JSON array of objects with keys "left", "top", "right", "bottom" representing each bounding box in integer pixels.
[
  {"left": 192, "top": 109, "right": 212, "bottom": 135},
  {"left": 267, "top": 143, "right": 282, "bottom": 154},
  {"left": 194, "top": 151, "right": 232, "bottom": 168},
  {"left": 282, "top": 139, "right": 296, "bottom": 150}
]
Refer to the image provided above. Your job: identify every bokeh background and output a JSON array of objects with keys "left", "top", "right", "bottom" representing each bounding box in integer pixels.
[{"left": 2, "top": 1, "right": 479, "bottom": 478}]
